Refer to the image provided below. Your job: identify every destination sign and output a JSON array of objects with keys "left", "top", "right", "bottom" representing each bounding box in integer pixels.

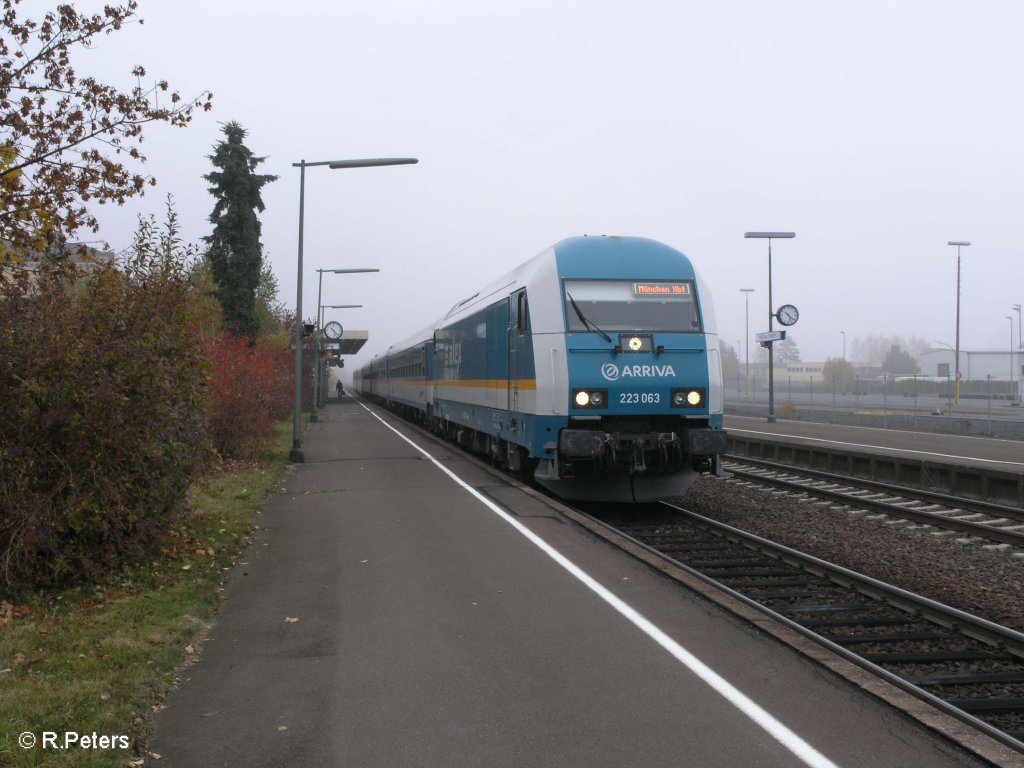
[{"left": 633, "top": 283, "right": 691, "bottom": 296}]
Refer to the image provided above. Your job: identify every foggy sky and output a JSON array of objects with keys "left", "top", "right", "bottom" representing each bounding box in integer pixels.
[{"left": 81, "top": 1, "right": 1024, "bottom": 366}]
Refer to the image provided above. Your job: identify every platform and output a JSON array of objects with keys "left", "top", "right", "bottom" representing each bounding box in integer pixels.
[
  {"left": 148, "top": 397, "right": 1003, "bottom": 767},
  {"left": 725, "top": 414, "right": 1024, "bottom": 506}
]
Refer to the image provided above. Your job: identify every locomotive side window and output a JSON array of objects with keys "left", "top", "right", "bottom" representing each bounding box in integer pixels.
[
  {"left": 562, "top": 280, "right": 701, "bottom": 333},
  {"left": 517, "top": 291, "right": 529, "bottom": 334}
]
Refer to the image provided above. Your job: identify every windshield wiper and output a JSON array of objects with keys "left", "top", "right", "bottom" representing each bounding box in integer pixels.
[{"left": 566, "top": 292, "right": 612, "bottom": 343}]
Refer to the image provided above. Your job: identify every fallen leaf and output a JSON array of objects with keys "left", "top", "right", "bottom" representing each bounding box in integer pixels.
[
  {"left": 284, "top": 617, "right": 300, "bottom": 624},
  {"left": 185, "top": 645, "right": 195, "bottom": 654},
  {"left": 181, "top": 564, "right": 192, "bottom": 570},
  {"left": 277, "top": 726, "right": 288, "bottom": 732}
]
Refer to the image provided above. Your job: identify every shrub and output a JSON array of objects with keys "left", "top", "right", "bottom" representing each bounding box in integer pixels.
[
  {"left": 207, "top": 333, "right": 293, "bottom": 460},
  {"left": 0, "top": 233, "right": 209, "bottom": 590}
]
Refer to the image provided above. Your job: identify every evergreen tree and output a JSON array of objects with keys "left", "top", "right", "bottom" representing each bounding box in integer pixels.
[{"left": 204, "top": 122, "right": 277, "bottom": 338}]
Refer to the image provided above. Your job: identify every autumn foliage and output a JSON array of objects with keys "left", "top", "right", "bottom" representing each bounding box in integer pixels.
[
  {"left": 206, "top": 333, "right": 293, "bottom": 461},
  {"left": 0, "top": 249, "right": 209, "bottom": 589},
  {"left": 0, "top": 216, "right": 297, "bottom": 591},
  {"left": 0, "top": 1, "right": 213, "bottom": 260}
]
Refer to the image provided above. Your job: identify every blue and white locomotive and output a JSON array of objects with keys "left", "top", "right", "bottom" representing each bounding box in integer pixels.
[{"left": 353, "top": 235, "right": 727, "bottom": 502}]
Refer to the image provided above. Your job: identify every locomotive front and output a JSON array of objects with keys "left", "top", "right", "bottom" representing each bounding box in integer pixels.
[{"left": 534, "top": 238, "right": 727, "bottom": 503}]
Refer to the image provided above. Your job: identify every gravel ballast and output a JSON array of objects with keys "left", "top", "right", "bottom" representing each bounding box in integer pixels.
[{"left": 678, "top": 475, "right": 1024, "bottom": 632}]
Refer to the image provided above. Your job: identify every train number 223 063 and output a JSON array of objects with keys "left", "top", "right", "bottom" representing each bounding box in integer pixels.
[{"left": 619, "top": 392, "right": 661, "bottom": 404}]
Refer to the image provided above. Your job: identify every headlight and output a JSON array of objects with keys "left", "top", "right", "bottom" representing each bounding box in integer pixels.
[
  {"left": 573, "top": 388, "right": 608, "bottom": 409},
  {"left": 671, "top": 388, "right": 705, "bottom": 408}
]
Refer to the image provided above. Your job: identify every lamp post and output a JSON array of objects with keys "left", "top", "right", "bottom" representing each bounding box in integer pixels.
[
  {"left": 740, "top": 288, "right": 754, "bottom": 399},
  {"left": 840, "top": 330, "right": 846, "bottom": 361},
  {"left": 1008, "top": 315, "right": 1016, "bottom": 404},
  {"left": 291, "top": 157, "right": 417, "bottom": 463},
  {"left": 948, "top": 240, "right": 970, "bottom": 405},
  {"left": 1014, "top": 304, "right": 1021, "bottom": 351},
  {"left": 312, "top": 267, "right": 378, "bottom": 421},
  {"left": 1014, "top": 304, "right": 1022, "bottom": 405},
  {"left": 744, "top": 231, "right": 796, "bottom": 422}
]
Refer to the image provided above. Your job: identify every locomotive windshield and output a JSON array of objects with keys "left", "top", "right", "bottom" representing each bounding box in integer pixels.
[{"left": 563, "top": 280, "right": 701, "bottom": 333}]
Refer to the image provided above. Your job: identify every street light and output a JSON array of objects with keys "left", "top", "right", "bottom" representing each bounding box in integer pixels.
[
  {"left": 1014, "top": 304, "right": 1022, "bottom": 406},
  {"left": 744, "top": 232, "right": 796, "bottom": 422},
  {"left": 312, "top": 268, "right": 378, "bottom": 421},
  {"left": 1008, "top": 315, "right": 1016, "bottom": 404},
  {"left": 840, "top": 330, "right": 846, "bottom": 360},
  {"left": 948, "top": 240, "right": 970, "bottom": 405},
  {"left": 740, "top": 289, "right": 754, "bottom": 399},
  {"left": 290, "top": 157, "right": 417, "bottom": 463}
]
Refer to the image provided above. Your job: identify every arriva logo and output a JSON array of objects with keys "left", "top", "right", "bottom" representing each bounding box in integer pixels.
[{"left": 600, "top": 363, "right": 677, "bottom": 381}]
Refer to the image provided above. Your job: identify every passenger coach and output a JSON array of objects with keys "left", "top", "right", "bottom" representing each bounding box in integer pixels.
[{"left": 354, "top": 235, "right": 727, "bottom": 502}]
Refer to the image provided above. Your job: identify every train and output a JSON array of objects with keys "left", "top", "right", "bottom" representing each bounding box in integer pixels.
[{"left": 352, "top": 235, "right": 727, "bottom": 503}]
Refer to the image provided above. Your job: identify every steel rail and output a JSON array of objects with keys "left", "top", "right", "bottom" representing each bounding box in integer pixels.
[
  {"left": 595, "top": 502, "right": 1024, "bottom": 755},
  {"left": 724, "top": 463, "right": 1024, "bottom": 547},
  {"left": 725, "top": 454, "right": 1024, "bottom": 523}
]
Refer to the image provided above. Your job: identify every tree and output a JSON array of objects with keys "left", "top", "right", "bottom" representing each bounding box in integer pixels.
[
  {"left": 775, "top": 336, "right": 801, "bottom": 364},
  {"left": 720, "top": 340, "right": 739, "bottom": 383},
  {"left": 203, "top": 122, "right": 277, "bottom": 339},
  {"left": 882, "top": 344, "right": 920, "bottom": 374},
  {"left": 0, "top": 1, "right": 212, "bottom": 260},
  {"left": 852, "top": 334, "right": 929, "bottom": 364},
  {"left": 255, "top": 260, "right": 287, "bottom": 335},
  {"left": 822, "top": 357, "right": 854, "bottom": 391}
]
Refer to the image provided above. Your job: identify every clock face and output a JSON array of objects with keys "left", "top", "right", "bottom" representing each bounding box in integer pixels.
[
  {"left": 776, "top": 304, "right": 799, "bottom": 326},
  {"left": 323, "top": 321, "right": 344, "bottom": 340}
]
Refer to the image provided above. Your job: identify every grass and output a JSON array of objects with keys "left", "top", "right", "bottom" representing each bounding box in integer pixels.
[{"left": 0, "top": 421, "right": 296, "bottom": 767}]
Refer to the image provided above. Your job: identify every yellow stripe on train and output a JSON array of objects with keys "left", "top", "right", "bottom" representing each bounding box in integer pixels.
[{"left": 410, "top": 379, "right": 539, "bottom": 390}]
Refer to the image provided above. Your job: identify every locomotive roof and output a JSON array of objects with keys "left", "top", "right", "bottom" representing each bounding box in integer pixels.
[
  {"left": 440, "top": 236, "right": 695, "bottom": 318},
  {"left": 553, "top": 235, "right": 696, "bottom": 281},
  {"left": 376, "top": 235, "right": 701, "bottom": 359}
]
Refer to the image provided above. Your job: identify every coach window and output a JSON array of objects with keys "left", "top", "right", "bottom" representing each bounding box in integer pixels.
[{"left": 517, "top": 291, "right": 529, "bottom": 334}]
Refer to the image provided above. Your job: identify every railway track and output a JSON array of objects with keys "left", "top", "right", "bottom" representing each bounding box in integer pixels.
[
  {"left": 723, "top": 455, "right": 1024, "bottom": 550},
  {"left": 586, "top": 503, "right": 1024, "bottom": 754}
]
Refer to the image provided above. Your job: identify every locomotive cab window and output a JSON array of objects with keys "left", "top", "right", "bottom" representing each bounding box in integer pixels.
[{"left": 563, "top": 280, "right": 701, "bottom": 333}]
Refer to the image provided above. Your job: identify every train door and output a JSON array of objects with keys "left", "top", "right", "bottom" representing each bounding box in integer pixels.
[{"left": 508, "top": 290, "right": 527, "bottom": 413}]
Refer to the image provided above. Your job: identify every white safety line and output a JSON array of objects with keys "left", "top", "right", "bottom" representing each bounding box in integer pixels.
[
  {"left": 729, "top": 427, "right": 1024, "bottom": 468},
  {"left": 355, "top": 400, "right": 841, "bottom": 768}
]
